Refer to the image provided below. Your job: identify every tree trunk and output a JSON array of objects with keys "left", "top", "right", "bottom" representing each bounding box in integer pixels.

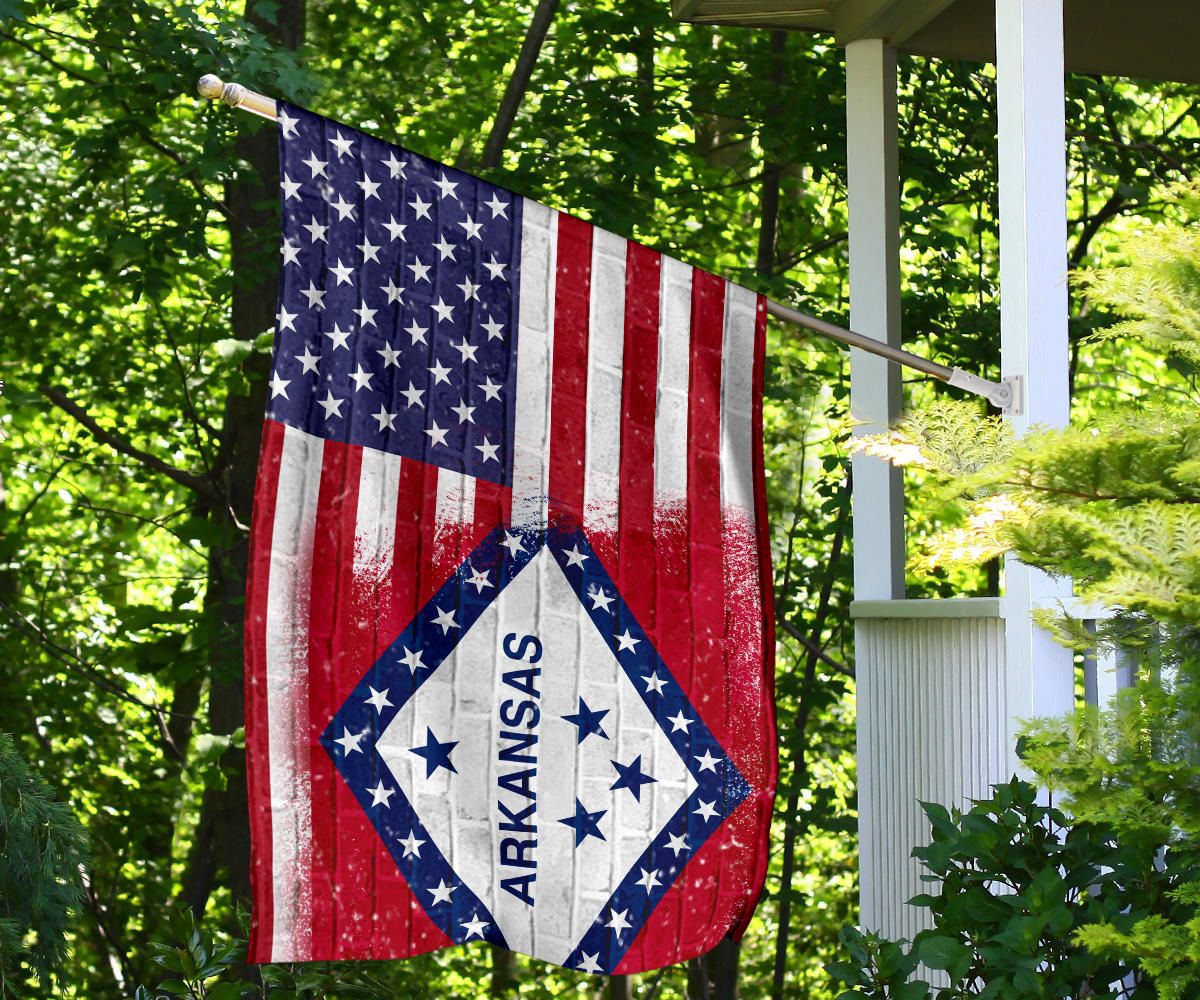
[
  {"left": 755, "top": 31, "right": 788, "bottom": 278},
  {"left": 181, "top": 0, "right": 306, "bottom": 917},
  {"left": 607, "top": 974, "right": 633, "bottom": 1000},
  {"left": 490, "top": 944, "right": 519, "bottom": 997}
]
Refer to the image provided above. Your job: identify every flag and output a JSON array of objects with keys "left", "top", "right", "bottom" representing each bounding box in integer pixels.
[{"left": 244, "top": 102, "right": 776, "bottom": 976}]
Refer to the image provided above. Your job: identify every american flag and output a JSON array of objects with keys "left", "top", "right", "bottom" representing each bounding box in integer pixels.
[{"left": 244, "top": 102, "right": 776, "bottom": 975}]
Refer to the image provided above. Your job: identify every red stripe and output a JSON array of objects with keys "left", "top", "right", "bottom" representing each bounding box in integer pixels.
[
  {"left": 731, "top": 294, "right": 776, "bottom": 939},
  {"left": 305, "top": 438, "right": 363, "bottom": 959},
  {"left": 615, "top": 243, "right": 661, "bottom": 631},
  {"left": 547, "top": 213, "right": 594, "bottom": 526},
  {"left": 244, "top": 419, "right": 283, "bottom": 963},
  {"left": 472, "top": 477, "right": 512, "bottom": 542}
]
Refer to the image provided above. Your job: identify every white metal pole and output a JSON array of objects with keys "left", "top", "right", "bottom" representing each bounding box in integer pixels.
[{"left": 995, "top": 0, "right": 1075, "bottom": 770}]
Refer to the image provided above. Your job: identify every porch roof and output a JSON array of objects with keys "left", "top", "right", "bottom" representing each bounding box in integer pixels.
[{"left": 670, "top": 0, "right": 1200, "bottom": 84}]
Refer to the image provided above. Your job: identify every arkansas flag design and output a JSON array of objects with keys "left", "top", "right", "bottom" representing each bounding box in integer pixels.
[{"left": 243, "top": 103, "right": 776, "bottom": 975}]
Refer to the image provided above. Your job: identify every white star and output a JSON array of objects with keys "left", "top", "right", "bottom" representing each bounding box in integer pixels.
[
  {"left": 382, "top": 216, "right": 407, "bottom": 241},
  {"left": 324, "top": 323, "right": 352, "bottom": 351},
  {"left": 564, "top": 545, "right": 588, "bottom": 569},
  {"left": 329, "top": 193, "right": 355, "bottom": 221},
  {"left": 457, "top": 277, "right": 480, "bottom": 301},
  {"left": 328, "top": 259, "right": 354, "bottom": 286},
  {"left": 329, "top": 131, "right": 354, "bottom": 159},
  {"left": 481, "top": 316, "right": 504, "bottom": 340},
  {"left": 616, "top": 629, "right": 640, "bottom": 652},
  {"left": 398, "top": 831, "right": 424, "bottom": 857},
  {"left": 406, "top": 319, "right": 429, "bottom": 345},
  {"left": 694, "top": 750, "right": 720, "bottom": 773},
  {"left": 332, "top": 727, "right": 365, "bottom": 755},
  {"left": 694, "top": 800, "right": 719, "bottom": 822},
  {"left": 577, "top": 953, "right": 603, "bottom": 975},
  {"left": 589, "top": 588, "right": 615, "bottom": 612},
  {"left": 643, "top": 672, "right": 667, "bottom": 695},
  {"left": 428, "top": 879, "right": 455, "bottom": 905},
  {"left": 365, "top": 686, "right": 392, "bottom": 712},
  {"left": 356, "top": 174, "right": 381, "bottom": 200},
  {"left": 450, "top": 400, "right": 475, "bottom": 424},
  {"left": 300, "top": 281, "right": 325, "bottom": 309},
  {"left": 348, "top": 364, "right": 374, "bottom": 392},
  {"left": 409, "top": 194, "right": 432, "bottom": 220},
  {"left": 281, "top": 239, "right": 302, "bottom": 264},
  {"left": 399, "top": 646, "right": 426, "bottom": 673},
  {"left": 301, "top": 151, "right": 327, "bottom": 178},
  {"left": 318, "top": 391, "right": 344, "bottom": 420},
  {"left": 407, "top": 257, "right": 431, "bottom": 284},
  {"left": 400, "top": 382, "right": 425, "bottom": 408},
  {"left": 378, "top": 342, "right": 402, "bottom": 367},
  {"left": 501, "top": 531, "right": 525, "bottom": 557},
  {"left": 424, "top": 421, "right": 449, "bottom": 447},
  {"left": 275, "top": 306, "right": 297, "bottom": 332},
  {"left": 372, "top": 406, "right": 397, "bottom": 432},
  {"left": 357, "top": 239, "right": 381, "bottom": 264},
  {"left": 484, "top": 192, "right": 509, "bottom": 219},
  {"left": 368, "top": 781, "right": 394, "bottom": 808},
  {"left": 277, "top": 107, "right": 298, "bottom": 138},
  {"left": 433, "top": 172, "right": 459, "bottom": 200},
  {"left": 381, "top": 278, "right": 403, "bottom": 304},
  {"left": 482, "top": 254, "right": 507, "bottom": 280},
  {"left": 428, "top": 360, "right": 452, "bottom": 385},
  {"left": 635, "top": 867, "right": 662, "bottom": 892},
  {"left": 302, "top": 217, "right": 327, "bottom": 243},
  {"left": 295, "top": 347, "right": 320, "bottom": 374},
  {"left": 382, "top": 152, "right": 406, "bottom": 179},
  {"left": 458, "top": 213, "right": 483, "bottom": 240},
  {"left": 353, "top": 303, "right": 378, "bottom": 328},
  {"left": 665, "top": 832, "right": 689, "bottom": 855},
  {"left": 451, "top": 339, "right": 478, "bottom": 363},
  {"left": 432, "top": 236, "right": 458, "bottom": 262},
  {"left": 479, "top": 377, "right": 502, "bottom": 402},
  {"left": 461, "top": 914, "right": 488, "bottom": 940},
  {"left": 668, "top": 711, "right": 693, "bottom": 733},
  {"left": 606, "top": 909, "right": 631, "bottom": 937},
  {"left": 466, "top": 567, "right": 492, "bottom": 593},
  {"left": 431, "top": 605, "right": 459, "bottom": 634},
  {"left": 475, "top": 437, "right": 500, "bottom": 464},
  {"left": 280, "top": 173, "right": 301, "bottom": 201},
  {"left": 269, "top": 371, "right": 290, "bottom": 399}
]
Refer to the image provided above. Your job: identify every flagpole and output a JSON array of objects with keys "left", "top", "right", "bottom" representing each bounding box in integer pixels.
[{"left": 196, "top": 74, "right": 1020, "bottom": 413}]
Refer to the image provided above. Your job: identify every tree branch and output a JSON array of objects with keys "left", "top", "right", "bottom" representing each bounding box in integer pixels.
[{"left": 39, "top": 385, "right": 221, "bottom": 502}]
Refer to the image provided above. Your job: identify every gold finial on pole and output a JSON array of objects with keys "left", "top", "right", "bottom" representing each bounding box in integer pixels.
[{"left": 196, "top": 74, "right": 278, "bottom": 121}]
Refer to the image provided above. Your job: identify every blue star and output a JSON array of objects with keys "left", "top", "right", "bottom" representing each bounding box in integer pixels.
[
  {"left": 409, "top": 726, "right": 459, "bottom": 778},
  {"left": 561, "top": 697, "right": 609, "bottom": 744},
  {"left": 559, "top": 798, "right": 607, "bottom": 847},
  {"left": 609, "top": 754, "right": 657, "bottom": 802}
]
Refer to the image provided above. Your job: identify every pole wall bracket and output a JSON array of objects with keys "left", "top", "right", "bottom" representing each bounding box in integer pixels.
[{"left": 946, "top": 369, "right": 1024, "bottom": 414}]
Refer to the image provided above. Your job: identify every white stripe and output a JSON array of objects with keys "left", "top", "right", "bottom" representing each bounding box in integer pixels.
[
  {"left": 653, "top": 255, "right": 693, "bottom": 505},
  {"left": 582, "top": 228, "right": 627, "bottom": 538},
  {"left": 434, "top": 465, "right": 476, "bottom": 565},
  {"left": 265, "top": 425, "right": 323, "bottom": 960},
  {"left": 511, "top": 201, "right": 558, "bottom": 530},
  {"left": 353, "top": 447, "right": 402, "bottom": 584},
  {"left": 719, "top": 284, "right": 760, "bottom": 517}
]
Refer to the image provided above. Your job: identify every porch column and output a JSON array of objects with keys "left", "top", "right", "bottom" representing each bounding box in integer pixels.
[
  {"left": 846, "top": 38, "right": 904, "bottom": 600},
  {"left": 995, "top": 0, "right": 1075, "bottom": 767}
]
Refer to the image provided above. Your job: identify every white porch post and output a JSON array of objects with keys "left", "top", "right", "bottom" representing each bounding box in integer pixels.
[
  {"left": 846, "top": 38, "right": 904, "bottom": 601},
  {"left": 995, "top": 0, "right": 1075, "bottom": 767},
  {"left": 846, "top": 37, "right": 905, "bottom": 936}
]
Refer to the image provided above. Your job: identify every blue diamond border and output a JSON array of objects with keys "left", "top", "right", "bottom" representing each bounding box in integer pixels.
[{"left": 320, "top": 520, "right": 752, "bottom": 971}]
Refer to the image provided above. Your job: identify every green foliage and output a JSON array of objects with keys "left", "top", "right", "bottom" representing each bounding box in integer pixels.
[
  {"left": 828, "top": 779, "right": 1155, "bottom": 999},
  {"left": 0, "top": 731, "right": 87, "bottom": 996}
]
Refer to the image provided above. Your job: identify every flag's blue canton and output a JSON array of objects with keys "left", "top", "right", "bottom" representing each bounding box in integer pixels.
[
  {"left": 319, "top": 524, "right": 753, "bottom": 970},
  {"left": 270, "top": 103, "right": 522, "bottom": 487}
]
